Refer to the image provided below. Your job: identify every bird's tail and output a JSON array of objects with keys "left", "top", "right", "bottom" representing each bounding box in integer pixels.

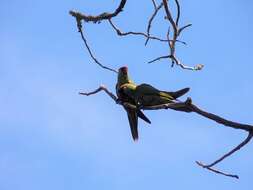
[
  {"left": 162, "top": 87, "right": 191, "bottom": 112},
  {"left": 163, "top": 87, "right": 190, "bottom": 99}
]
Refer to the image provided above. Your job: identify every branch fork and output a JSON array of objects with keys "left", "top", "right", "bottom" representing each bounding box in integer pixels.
[{"left": 70, "top": 0, "right": 202, "bottom": 72}]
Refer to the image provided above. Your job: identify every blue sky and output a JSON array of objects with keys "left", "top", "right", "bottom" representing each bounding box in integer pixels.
[{"left": 1, "top": 0, "right": 253, "bottom": 189}]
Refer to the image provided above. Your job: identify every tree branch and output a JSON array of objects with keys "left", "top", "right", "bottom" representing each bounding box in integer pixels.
[
  {"left": 108, "top": 19, "right": 170, "bottom": 43},
  {"left": 73, "top": 18, "right": 118, "bottom": 73},
  {"left": 145, "top": 2, "right": 164, "bottom": 45},
  {"left": 196, "top": 132, "right": 253, "bottom": 179},
  {"left": 156, "top": 0, "right": 202, "bottom": 70},
  {"left": 79, "top": 86, "right": 253, "bottom": 179},
  {"left": 70, "top": 0, "right": 200, "bottom": 71},
  {"left": 79, "top": 85, "right": 118, "bottom": 101},
  {"left": 69, "top": 0, "right": 127, "bottom": 23}
]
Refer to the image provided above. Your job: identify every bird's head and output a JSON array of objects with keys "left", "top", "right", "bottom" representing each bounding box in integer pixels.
[
  {"left": 117, "top": 66, "right": 131, "bottom": 86},
  {"left": 118, "top": 66, "right": 128, "bottom": 75}
]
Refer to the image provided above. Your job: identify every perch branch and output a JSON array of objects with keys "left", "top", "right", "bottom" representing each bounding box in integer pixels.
[
  {"left": 79, "top": 85, "right": 118, "bottom": 101},
  {"left": 79, "top": 86, "right": 253, "bottom": 179}
]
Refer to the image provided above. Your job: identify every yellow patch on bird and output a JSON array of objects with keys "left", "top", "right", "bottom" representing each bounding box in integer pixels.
[{"left": 119, "top": 83, "right": 137, "bottom": 90}]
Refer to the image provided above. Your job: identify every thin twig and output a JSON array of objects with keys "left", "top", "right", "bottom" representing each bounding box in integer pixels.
[
  {"left": 151, "top": 0, "right": 157, "bottom": 9},
  {"left": 108, "top": 19, "right": 171, "bottom": 43},
  {"left": 148, "top": 54, "right": 203, "bottom": 71},
  {"left": 204, "top": 133, "right": 253, "bottom": 167},
  {"left": 79, "top": 85, "right": 118, "bottom": 101},
  {"left": 75, "top": 18, "right": 118, "bottom": 73},
  {"left": 196, "top": 132, "right": 253, "bottom": 179},
  {"left": 196, "top": 161, "right": 239, "bottom": 179},
  {"left": 145, "top": 2, "right": 164, "bottom": 45},
  {"left": 178, "top": 24, "right": 192, "bottom": 36},
  {"left": 148, "top": 55, "right": 172, "bottom": 63},
  {"left": 175, "top": 0, "right": 181, "bottom": 26}
]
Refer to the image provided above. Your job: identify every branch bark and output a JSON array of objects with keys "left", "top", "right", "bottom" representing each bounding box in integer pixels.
[{"left": 69, "top": 0, "right": 127, "bottom": 23}]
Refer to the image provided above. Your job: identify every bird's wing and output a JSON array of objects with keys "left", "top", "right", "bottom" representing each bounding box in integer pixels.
[
  {"left": 163, "top": 87, "right": 190, "bottom": 99},
  {"left": 136, "top": 83, "right": 174, "bottom": 101}
]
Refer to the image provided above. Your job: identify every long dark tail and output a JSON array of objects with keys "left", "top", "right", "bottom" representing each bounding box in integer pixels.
[{"left": 165, "top": 87, "right": 190, "bottom": 99}]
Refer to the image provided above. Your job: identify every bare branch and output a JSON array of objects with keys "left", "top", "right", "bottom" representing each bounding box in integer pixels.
[
  {"left": 79, "top": 86, "right": 253, "bottom": 179},
  {"left": 69, "top": 0, "right": 127, "bottom": 23},
  {"left": 203, "top": 133, "right": 253, "bottom": 168},
  {"left": 108, "top": 19, "right": 170, "bottom": 43},
  {"left": 79, "top": 85, "right": 118, "bottom": 101},
  {"left": 74, "top": 18, "right": 118, "bottom": 73},
  {"left": 160, "top": 0, "right": 201, "bottom": 70},
  {"left": 79, "top": 85, "right": 137, "bottom": 109},
  {"left": 175, "top": 0, "right": 180, "bottom": 26},
  {"left": 178, "top": 24, "right": 192, "bottom": 36},
  {"left": 148, "top": 55, "right": 172, "bottom": 63},
  {"left": 196, "top": 161, "right": 239, "bottom": 179},
  {"left": 196, "top": 132, "right": 253, "bottom": 179},
  {"left": 163, "top": 0, "right": 177, "bottom": 32},
  {"left": 145, "top": 2, "right": 164, "bottom": 45},
  {"left": 148, "top": 54, "right": 203, "bottom": 70},
  {"left": 151, "top": 0, "right": 157, "bottom": 9}
]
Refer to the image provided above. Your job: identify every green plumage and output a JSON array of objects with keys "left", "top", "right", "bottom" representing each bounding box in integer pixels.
[
  {"left": 116, "top": 66, "right": 190, "bottom": 140},
  {"left": 116, "top": 67, "right": 151, "bottom": 141}
]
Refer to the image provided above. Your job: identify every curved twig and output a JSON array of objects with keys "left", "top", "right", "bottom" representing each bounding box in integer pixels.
[
  {"left": 75, "top": 18, "right": 118, "bottom": 73},
  {"left": 196, "top": 132, "right": 253, "bottom": 179},
  {"left": 175, "top": 0, "right": 181, "bottom": 26},
  {"left": 108, "top": 19, "right": 169, "bottom": 43},
  {"left": 196, "top": 161, "right": 239, "bottom": 179},
  {"left": 145, "top": 2, "right": 164, "bottom": 45},
  {"left": 79, "top": 85, "right": 118, "bottom": 101}
]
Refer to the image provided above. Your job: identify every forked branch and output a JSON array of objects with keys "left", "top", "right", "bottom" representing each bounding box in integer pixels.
[
  {"left": 148, "top": 0, "right": 203, "bottom": 70},
  {"left": 70, "top": 0, "right": 201, "bottom": 72}
]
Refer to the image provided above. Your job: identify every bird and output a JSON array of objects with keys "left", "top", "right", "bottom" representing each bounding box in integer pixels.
[
  {"left": 117, "top": 66, "right": 191, "bottom": 117},
  {"left": 116, "top": 66, "right": 191, "bottom": 140},
  {"left": 116, "top": 66, "right": 151, "bottom": 141},
  {"left": 134, "top": 83, "right": 191, "bottom": 112}
]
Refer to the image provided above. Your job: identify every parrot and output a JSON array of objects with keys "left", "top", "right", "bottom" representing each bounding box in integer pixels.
[
  {"left": 134, "top": 84, "right": 191, "bottom": 112},
  {"left": 117, "top": 66, "right": 191, "bottom": 112},
  {"left": 116, "top": 66, "right": 151, "bottom": 141}
]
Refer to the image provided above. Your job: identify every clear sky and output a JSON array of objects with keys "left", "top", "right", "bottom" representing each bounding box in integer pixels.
[{"left": 1, "top": 0, "right": 253, "bottom": 189}]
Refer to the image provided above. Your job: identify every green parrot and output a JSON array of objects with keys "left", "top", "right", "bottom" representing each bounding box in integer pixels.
[
  {"left": 117, "top": 66, "right": 191, "bottom": 112},
  {"left": 116, "top": 66, "right": 151, "bottom": 141}
]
